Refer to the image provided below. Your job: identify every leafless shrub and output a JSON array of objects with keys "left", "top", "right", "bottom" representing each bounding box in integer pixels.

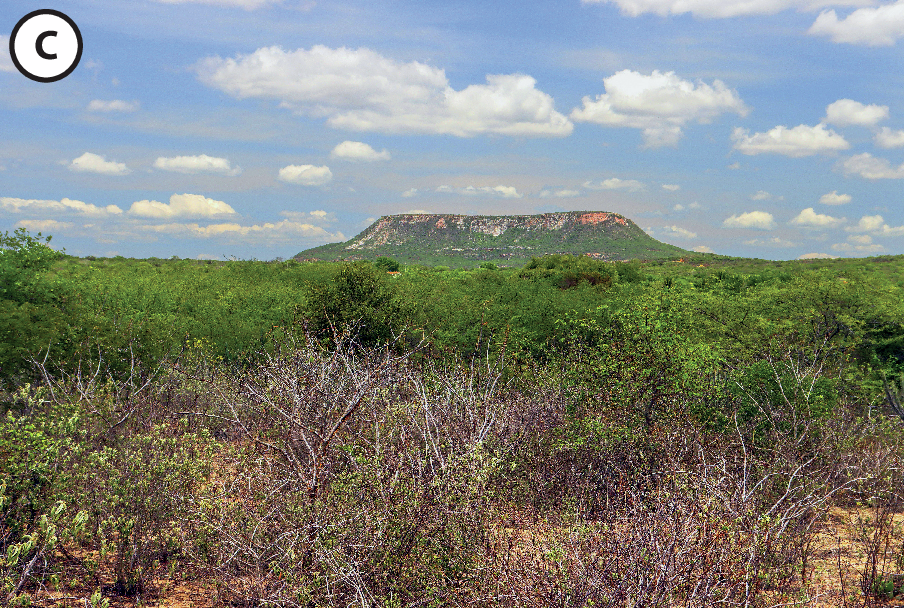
[{"left": 179, "top": 330, "right": 510, "bottom": 606}]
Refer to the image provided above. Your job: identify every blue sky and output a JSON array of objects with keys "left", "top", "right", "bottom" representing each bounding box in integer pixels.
[{"left": 1, "top": 0, "right": 903, "bottom": 260}]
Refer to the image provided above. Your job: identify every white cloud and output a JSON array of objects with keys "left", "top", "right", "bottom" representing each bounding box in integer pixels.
[
  {"left": 0, "top": 197, "right": 123, "bottom": 217},
  {"left": 846, "top": 214, "right": 904, "bottom": 236},
  {"left": 819, "top": 190, "right": 851, "bottom": 205},
  {"left": 750, "top": 190, "right": 779, "bottom": 201},
  {"left": 875, "top": 127, "right": 904, "bottom": 149},
  {"left": 330, "top": 141, "right": 391, "bottom": 162},
  {"left": 823, "top": 99, "right": 888, "bottom": 126},
  {"left": 583, "top": 178, "right": 646, "bottom": 192},
  {"left": 279, "top": 209, "right": 336, "bottom": 226},
  {"left": 143, "top": 220, "right": 344, "bottom": 244},
  {"left": 692, "top": 245, "right": 714, "bottom": 253},
  {"left": 789, "top": 207, "right": 846, "bottom": 228},
  {"left": 87, "top": 100, "right": 140, "bottom": 112},
  {"left": 659, "top": 225, "right": 697, "bottom": 239},
  {"left": 154, "top": 0, "right": 281, "bottom": 8},
  {"left": 832, "top": 235, "right": 886, "bottom": 253},
  {"left": 1, "top": 36, "right": 17, "bottom": 73},
  {"left": 661, "top": 184, "right": 680, "bottom": 191},
  {"left": 723, "top": 210, "right": 775, "bottom": 229},
  {"left": 731, "top": 124, "right": 849, "bottom": 157},
  {"left": 570, "top": 69, "right": 747, "bottom": 147},
  {"left": 128, "top": 193, "right": 237, "bottom": 218},
  {"left": 401, "top": 188, "right": 419, "bottom": 198},
  {"left": 841, "top": 153, "right": 904, "bottom": 179},
  {"left": 278, "top": 164, "right": 333, "bottom": 186},
  {"left": 539, "top": 189, "right": 582, "bottom": 198},
  {"left": 848, "top": 234, "right": 875, "bottom": 245},
  {"left": 583, "top": 0, "right": 873, "bottom": 18},
  {"left": 15, "top": 219, "right": 74, "bottom": 232},
  {"left": 197, "top": 46, "right": 572, "bottom": 137},
  {"left": 69, "top": 152, "right": 131, "bottom": 176},
  {"left": 809, "top": 2, "right": 904, "bottom": 46},
  {"left": 435, "top": 185, "right": 523, "bottom": 198},
  {"left": 798, "top": 252, "right": 837, "bottom": 259},
  {"left": 847, "top": 214, "right": 885, "bottom": 232},
  {"left": 154, "top": 154, "right": 241, "bottom": 176}
]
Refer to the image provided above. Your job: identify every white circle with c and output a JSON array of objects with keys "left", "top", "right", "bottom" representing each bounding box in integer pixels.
[{"left": 9, "top": 9, "right": 83, "bottom": 83}]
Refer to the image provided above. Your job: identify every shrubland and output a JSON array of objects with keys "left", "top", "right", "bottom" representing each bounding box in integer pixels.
[{"left": 3, "top": 231, "right": 904, "bottom": 606}]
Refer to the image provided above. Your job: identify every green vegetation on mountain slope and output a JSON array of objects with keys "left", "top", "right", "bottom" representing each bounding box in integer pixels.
[{"left": 297, "top": 211, "right": 689, "bottom": 267}]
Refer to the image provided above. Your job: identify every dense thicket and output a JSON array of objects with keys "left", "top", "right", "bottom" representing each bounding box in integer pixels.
[{"left": 3, "top": 231, "right": 904, "bottom": 606}]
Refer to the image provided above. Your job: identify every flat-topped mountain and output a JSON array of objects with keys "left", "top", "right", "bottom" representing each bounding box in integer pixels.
[{"left": 296, "top": 211, "right": 689, "bottom": 267}]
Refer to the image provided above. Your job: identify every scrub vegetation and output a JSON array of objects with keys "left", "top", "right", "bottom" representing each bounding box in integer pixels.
[{"left": 3, "top": 227, "right": 904, "bottom": 607}]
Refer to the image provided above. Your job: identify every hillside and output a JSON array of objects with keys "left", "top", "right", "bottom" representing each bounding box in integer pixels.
[{"left": 295, "top": 211, "right": 689, "bottom": 267}]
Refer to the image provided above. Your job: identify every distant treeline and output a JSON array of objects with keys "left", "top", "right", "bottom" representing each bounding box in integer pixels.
[{"left": 2, "top": 228, "right": 904, "bottom": 388}]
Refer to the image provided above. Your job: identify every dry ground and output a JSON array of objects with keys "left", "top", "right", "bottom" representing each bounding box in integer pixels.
[{"left": 19, "top": 505, "right": 904, "bottom": 608}]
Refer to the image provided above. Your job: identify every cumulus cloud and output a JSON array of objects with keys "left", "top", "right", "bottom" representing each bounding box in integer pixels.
[
  {"left": 279, "top": 209, "right": 337, "bottom": 225},
  {"left": 731, "top": 124, "right": 849, "bottom": 157},
  {"left": 68, "top": 152, "right": 131, "bottom": 176},
  {"left": 846, "top": 214, "right": 904, "bottom": 236},
  {"left": 15, "top": 219, "right": 74, "bottom": 232},
  {"left": 750, "top": 190, "right": 782, "bottom": 201},
  {"left": 154, "top": 154, "right": 241, "bottom": 176},
  {"left": 278, "top": 164, "right": 333, "bottom": 186},
  {"left": 692, "top": 245, "right": 714, "bottom": 253},
  {"left": 435, "top": 185, "right": 523, "bottom": 198},
  {"left": 789, "top": 207, "right": 846, "bottom": 228},
  {"left": 658, "top": 225, "right": 697, "bottom": 239},
  {"left": 798, "top": 252, "right": 837, "bottom": 259},
  {"left": 330, "top": 141, "right": 391, "bottom": 161},
  {"left": 820, "top": 190, "right": 851, "bottom": 205},
  {"left": 87, "top": 99, "right": 140, "bottom": 112},
  {"left": 0, "top": 196, "right": 123, "bottom": 217},
  {"left": 809, "top": 2, "right": 904, "bottom": 46},
  {"left": 570, "top": 69, "right": 747, "bottom": 147},
  {"left": 197, "top": 45, "right": 572, "bottom": 137},
  {"left": 661, "top": 184, "right": 680, "bottom": 191},
  {"left": 401, "top": 188, "right": 419, "bottom": 198},
  {"left": 841, "top": 153, "right": 904, "bottom": 179},
  {"left": 875, "top": 127, "right": 904, "bottom": 149},
  {"left": 823, "top": 99, "right": 888, "bottom": 126},
  {"left": 582, "top": 0, "right": 872, "bottom": 18},
  {"left": 154, "top": 0, "right": 281, "bottom": 8},
  {"left": 128, "top": 193, "right": 237, "bottom": 219},
  {"left": 832, "top": 235, "right": 886, "bottom": 253},
  {"left": 1, "top": 36, "right": 18, "bottom": 73},
  {"left": 582, "top": 178, "right": 646, "bottom": 192},
  {"left": 723, "top": 210, "right": 775, "bottom": 229}
]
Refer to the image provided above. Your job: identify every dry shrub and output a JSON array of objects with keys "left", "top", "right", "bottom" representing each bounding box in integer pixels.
[{"left": 179, "top": 332, "right": 511, "bottom": 606}]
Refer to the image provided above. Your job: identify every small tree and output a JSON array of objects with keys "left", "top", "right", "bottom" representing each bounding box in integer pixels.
[
  {"left": 374, "top": 257, "right": 401, "bottom": 272},
  {"left": 305, "top": 262, "right": 408, "bottom": 346}
]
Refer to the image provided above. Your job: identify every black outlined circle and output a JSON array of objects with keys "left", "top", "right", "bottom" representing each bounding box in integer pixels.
[{"left": 9, "top": 9, "right": 83, "bottom": 83}]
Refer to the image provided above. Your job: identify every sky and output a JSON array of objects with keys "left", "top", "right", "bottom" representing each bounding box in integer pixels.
[{"left": 1, "top": 0, "right": 903, "bottom": 260}]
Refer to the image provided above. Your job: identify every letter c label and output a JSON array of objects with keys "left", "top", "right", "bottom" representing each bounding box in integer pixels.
[{"left": 36, "top": 31, "right": 58, "bottom": 60}]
